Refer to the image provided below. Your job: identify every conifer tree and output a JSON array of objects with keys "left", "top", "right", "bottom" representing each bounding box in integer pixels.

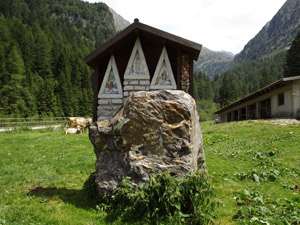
[
  {"left": 284, "top": 29, "right": 300, "bottom": 77},
  {"left": 203, "top": 75, "right": 214, "bottom": 100},
  {"left": 259, "top": 68, "right": 273, "bottom": 88},
  {"left": 36, "top": 79, "right": 60, "bottom": 117},
  {"left": 32, "top": 23, "right": 53, "bottom": 79},
  {"left": 218, "top": 74, "right": 238, "bottom": 107},
  {"left": 0, "top": 46, "right": 34, "bottom": 116}
]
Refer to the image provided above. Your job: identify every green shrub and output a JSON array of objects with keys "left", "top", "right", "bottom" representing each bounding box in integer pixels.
[
  {"left": 233, "top": 190, "right": 300, "bottom": 224},
  {"left": 100, "top": 170, "right": 217, "bottom": 224},
  {"left": 235, "top": 168, "right": 281, "bottom": 182}
]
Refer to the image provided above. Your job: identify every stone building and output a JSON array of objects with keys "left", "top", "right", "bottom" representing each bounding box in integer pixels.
[
  {"left": 84, "top": 19, "right": 202, "bottom": 121},
  {"left": 215, "top": 76, "right": 300, "bottom": 122}
]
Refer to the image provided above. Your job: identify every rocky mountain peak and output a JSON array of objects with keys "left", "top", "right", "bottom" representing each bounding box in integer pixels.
[
  {"left": 109, "top": 7, "right": 130, "bottom": 32},
  {"left": 233, "top": 0, "right": 300, "bottom": 64}
]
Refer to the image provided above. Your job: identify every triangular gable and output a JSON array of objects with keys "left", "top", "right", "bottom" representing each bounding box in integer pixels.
[
  {"left": 150, "top": 47, "right": 177, "bottom": 90},
  {"left": 98, "top": 55, "right": 123, "bottom": 98},
  {"left": 124, "top": 37, "right": 150, "bottom": 80}
]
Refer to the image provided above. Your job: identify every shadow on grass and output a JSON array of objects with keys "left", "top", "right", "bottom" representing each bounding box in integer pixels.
[{"left": 27, "top": 172, "right": 99, "bottom": 210}]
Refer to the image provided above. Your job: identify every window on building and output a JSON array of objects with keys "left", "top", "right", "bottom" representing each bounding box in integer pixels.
[{"left": 278, "top": 93, "right": 284, "bottom": 106}]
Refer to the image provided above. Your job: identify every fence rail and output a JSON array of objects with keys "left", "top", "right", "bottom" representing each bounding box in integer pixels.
[{"left": 0, "top": 117, "right": 69, "bottom": 128}]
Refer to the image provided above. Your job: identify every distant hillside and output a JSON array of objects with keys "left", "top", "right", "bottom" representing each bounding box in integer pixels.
[
  {"left": 189, "top": 0, "right": 300, "bottom": 81},
  {"left": 194, "top": 47, "right": 234, "bottom": 79},
  {"left": 193, "top": 0, "right": 300, "bottom": 116},
  {"left": 212, "top": 0, "right": 300, "bottom": 100},
  {"left": 233, "top": 0, "right": 300, "bottom": 64},
  {"left": 218, "top": 50, "right": 235, "bottom": 57}
]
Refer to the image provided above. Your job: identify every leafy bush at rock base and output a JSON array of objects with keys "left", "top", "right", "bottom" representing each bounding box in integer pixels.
[{"left": 99, "top": 170, "right": 217, "bottom": 224}]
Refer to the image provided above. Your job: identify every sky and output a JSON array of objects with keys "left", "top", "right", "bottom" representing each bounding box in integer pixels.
[{"left": 85, "top": 0, "right": 286, "bottom": 54}]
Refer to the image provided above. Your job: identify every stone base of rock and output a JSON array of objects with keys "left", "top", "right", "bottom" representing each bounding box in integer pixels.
[{"left": 90, "top": 90, "right": 206, "bottom": 195}]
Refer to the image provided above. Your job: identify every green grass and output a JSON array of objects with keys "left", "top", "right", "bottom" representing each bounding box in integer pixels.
[
  {"left": 0, "top": 128, "right": 107, "bottom": 225},
  {"left": 202, "top": 120, "right": 300, "bottom": 224},
  {"left": 0, "top": 121, "right": 299, "bottom": 224}
]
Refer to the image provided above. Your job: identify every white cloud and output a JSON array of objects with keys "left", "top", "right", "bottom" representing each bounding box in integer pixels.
[{"left": 84, "top": 0, "right": 286, "bottom": 54}]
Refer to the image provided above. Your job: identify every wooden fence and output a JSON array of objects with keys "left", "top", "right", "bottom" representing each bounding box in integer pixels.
[{"left": 0, "top": 117, "right": 69, "bottom": 128}]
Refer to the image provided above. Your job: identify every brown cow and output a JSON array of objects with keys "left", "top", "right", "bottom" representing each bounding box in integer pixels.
[
  {"left": 67, "top": 117, "right": 92, "bottom": 133},
  {"left": 64, "top": 125, "right": 81, "bottom": 135}
]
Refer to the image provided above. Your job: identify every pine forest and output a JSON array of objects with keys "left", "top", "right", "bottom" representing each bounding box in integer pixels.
[{"left": 0, "top": 0, "right": 115, "bottom": 118}]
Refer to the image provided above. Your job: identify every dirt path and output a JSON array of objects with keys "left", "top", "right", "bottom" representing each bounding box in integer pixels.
[
  {"left": 0, "top": 125, "right": 62, "bottom": 132},
  {"left": 253, "top": 119, "right": 300, "bottom": 126}
]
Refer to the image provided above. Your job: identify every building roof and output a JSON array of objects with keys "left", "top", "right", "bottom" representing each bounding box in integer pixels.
[
  {"left": 215, "top": 76, "right": 300, "bottom": 114},
  {"left": 84, "top": 19, "right": 202, "bottom": 70}
]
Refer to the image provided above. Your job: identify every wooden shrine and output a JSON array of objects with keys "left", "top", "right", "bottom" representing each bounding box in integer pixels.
[{"left": 84, "top": 19, "right": 202, "bottom": 121}]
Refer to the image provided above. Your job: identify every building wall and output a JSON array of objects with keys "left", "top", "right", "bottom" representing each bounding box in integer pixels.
[
  {"left": 218, "top": 82, "right": 299, "bottom": 122},
  {"left": 271, "top": 85, "right": 293, "bottom": 118},
  {"left": 292, "top": 80, "right": 300, "bottom": 119}
]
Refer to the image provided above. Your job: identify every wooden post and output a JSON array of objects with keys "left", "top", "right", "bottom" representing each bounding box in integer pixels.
[
  {"left": 93, "top": 65, "right": 100, "bottom": 122},
  {"left": 176, "top": 49, "right": 182, "bottom": 90},
  {"left": 189, "top": 56, "right": 194, "bottom": 97}
]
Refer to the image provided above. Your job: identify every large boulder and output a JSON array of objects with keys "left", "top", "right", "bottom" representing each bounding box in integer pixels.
[{"left": 89, "top": 90, "right": 206, "bottom": 195}]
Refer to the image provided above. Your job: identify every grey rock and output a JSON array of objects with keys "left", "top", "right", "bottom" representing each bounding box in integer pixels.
[
  {"left": 108, "top": 7, "right": 130, "bottom": 32},
  {"left": 89, "top": 90, "right": 206, "bottom": 195}
]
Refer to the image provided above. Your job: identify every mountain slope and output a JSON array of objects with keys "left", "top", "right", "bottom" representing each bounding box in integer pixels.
[
  {"left": 233, "top": 0, "right": 300, "bottom": 64},
  {"left": 211, "top": 0, "right": 300, "bottom": 101},
  {"left": 194, "top": 47, "right": 234, "bottom": 78},
  {"left": 193, "top": 0, "right": 300, "bottom": 114},
  {"left": 193, "top": 0, "right": 300, "bottom": 80}
]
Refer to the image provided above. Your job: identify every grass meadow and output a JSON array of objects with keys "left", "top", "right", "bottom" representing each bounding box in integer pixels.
[{"left": 0, "top": 121, "right": 299, "bottom": 224}]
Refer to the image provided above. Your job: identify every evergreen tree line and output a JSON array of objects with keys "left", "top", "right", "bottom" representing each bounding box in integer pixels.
[
  {"left": 194, "top": 29, "right": 300, "bottom": 120},
  {"left": 284, "top": 29, "right": 300, "bottom": 78},
  {"left": 193, "top": 54, "right": 285, "bottom": 120},
  {"left": 0, "top": 0, "right": 115, "bottom": 118},
  {"left": 193, "top": 72, "right": 219, "bottom": 121}
]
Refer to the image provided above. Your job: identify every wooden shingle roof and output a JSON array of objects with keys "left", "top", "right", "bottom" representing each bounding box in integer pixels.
[{"left": 84, "top": 19, "right": 202, "bottom": 70}]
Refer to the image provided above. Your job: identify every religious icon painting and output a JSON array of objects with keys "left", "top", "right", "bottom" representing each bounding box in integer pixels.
[
  {"left": 104, "top": 69, "right": 118, "bottom": 94},
  {"left": 150, "top": 47, "right": 177, "bottom": 90},
  {"left": 124, "top": 37, "right": 150, "bottom": 80},
  {"left": 98, "top": 55, "right": 123, "bottom": 98}
]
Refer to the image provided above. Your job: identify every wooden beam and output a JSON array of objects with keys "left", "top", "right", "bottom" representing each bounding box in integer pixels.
[
  {"left": 176, "top": 49, "right": 182, "bottom": 90},
  {"left": 93, "top": 65, "right": 100, "bottom": 122},
  {"left": 189, "top": 55, "right": 194, "bottom": 97}
]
